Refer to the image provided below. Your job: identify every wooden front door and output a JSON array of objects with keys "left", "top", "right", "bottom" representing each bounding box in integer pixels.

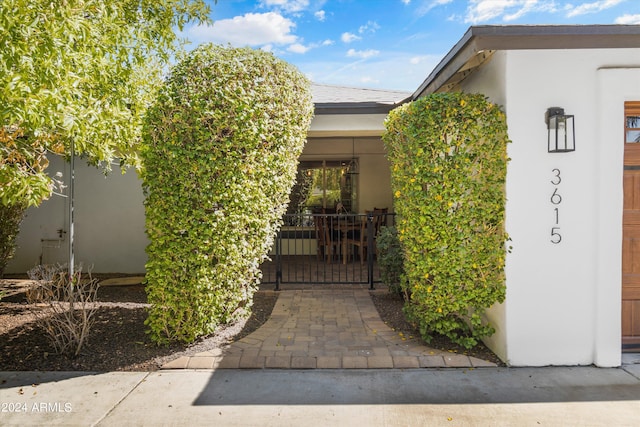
[{"left": 622, "top": 101, "right": 640, "bottom": 350}]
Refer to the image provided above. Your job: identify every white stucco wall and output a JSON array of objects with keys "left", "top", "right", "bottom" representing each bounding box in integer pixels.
[
  {"left": 459, "top": 51, "right": 508, "bottom": 108},
  {"left": 458, "top": 51, "right": 508, "bottom": 362},
  {"left": 7, "top": 156, "right": 148, "bottom": 274},
  {"left": 460, "top": 48, "right": 640, "bottom": 366}
]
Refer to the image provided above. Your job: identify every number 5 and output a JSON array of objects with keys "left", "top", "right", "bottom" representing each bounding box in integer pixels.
[{"left": 551, "top": 227, "right": 562, "bottom": 244}]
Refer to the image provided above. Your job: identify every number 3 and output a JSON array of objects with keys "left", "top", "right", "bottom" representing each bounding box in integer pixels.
[{"left": 551, "top": 168, "right": 561, "bottom": 185}]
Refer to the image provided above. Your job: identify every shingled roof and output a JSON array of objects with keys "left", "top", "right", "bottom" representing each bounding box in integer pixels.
[{"left": 312, "top": 83, "right": 410, "bottom": 115}]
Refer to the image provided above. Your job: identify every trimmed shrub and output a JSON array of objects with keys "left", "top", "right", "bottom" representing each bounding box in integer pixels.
[
  {"left": 141, "top": 45, "right": 313, "bottom": 344},
  {"left": 383, "top": 92, "right": 509, "bottom": 349}
]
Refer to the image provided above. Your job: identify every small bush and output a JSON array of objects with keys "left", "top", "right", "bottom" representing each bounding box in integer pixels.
[
  {"left": 376, "top": 226, "right": 406, "bottom": 296},
  {"left": 27, "top": 265, "right": 100, "bottom": 357}
]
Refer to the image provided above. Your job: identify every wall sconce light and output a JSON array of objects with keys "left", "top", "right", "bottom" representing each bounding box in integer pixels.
[
  {"left": 347, "top": 138, "right": 359, "bottom": 175},
  {"left": 546, "top": 107, "right": 575, "bottom": 153}
]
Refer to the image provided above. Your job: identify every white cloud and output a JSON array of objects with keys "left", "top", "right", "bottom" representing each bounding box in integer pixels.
[
  {"left": 465, "top": 0, "right": 557, "bottom": 24},
  {"left": 341, "top": 32, "right": 362, "bottom": 43},
  {"left": 359, "top": 21, "right": 381, "bottom": 34},
  {"left": 286, "top": 39, "right": 337, "bottom": 55},
  {"left": 297, "top": 52, "right": 440, "bottom": 92},
  {"left": 288, "top": 43, "right": 310, "bottom": 53},
  {"left": 401, "top": 0, "right": 411, "bottom": 5},
  {"left": 259, "top": 0, "right": 310, "bottom": 13},
  {"left": 504, "top": 0, "right": 552, "bottom": 21},
  {"left": 314, "top": 10, "right": 326, "bottom": 21},
  {"left": 465, "top": 0, "right": 519, "bottom": 23},
  {"left": 417, "top": 0, "right": 454, "bottom": 16},
  {"left": 566, "top": 0, "right": 626, "bottom": 18},
  {"left": 184, "top": 12, "right": 297, "bottom": 47},
  {"left": 346, "top": 48, "right": 380, "bottom": 59},
  {"left": 615, "top": 13, "right": 640, "bottom": 24}
]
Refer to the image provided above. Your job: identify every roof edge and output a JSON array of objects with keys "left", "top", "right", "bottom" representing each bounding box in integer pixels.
[
  {"left": 314, "top": 101, "right": 410, "bottom": 115},
  {"left": 412, "top": 24, "right": 640, "bottom": 99}
]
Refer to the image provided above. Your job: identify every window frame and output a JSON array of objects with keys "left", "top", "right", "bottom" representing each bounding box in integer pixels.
[
  {"left": 296, "top": 160, "right": 358, "bottom": 213},
  {"left": 625, "top": 101, "right": 640, "bottom": 144}
]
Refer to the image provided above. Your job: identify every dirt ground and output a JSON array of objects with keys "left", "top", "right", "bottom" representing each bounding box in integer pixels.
[{"left": 0, "top": 277, "right": 502, "bottom": 371}]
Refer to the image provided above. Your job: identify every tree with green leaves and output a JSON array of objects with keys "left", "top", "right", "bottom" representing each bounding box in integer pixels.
[
  {"left": 142, "top": 44, "right": 314, "bottom": 344},
  {"left": 0, "top": 0, "right": 211, "bottom": 207}
]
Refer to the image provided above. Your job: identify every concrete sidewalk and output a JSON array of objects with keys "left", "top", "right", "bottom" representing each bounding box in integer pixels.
[{"left": 1, "top": 365, "right": 639, "bottom": 426}]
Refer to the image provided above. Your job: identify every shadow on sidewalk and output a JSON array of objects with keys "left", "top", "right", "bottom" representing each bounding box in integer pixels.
[{"left": 193, "top": 367, "right": 640, "bottom": 406}]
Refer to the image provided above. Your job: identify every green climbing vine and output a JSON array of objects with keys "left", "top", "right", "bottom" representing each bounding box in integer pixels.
[
  {"left": 383, "top": 92, "right": 510, "bottom": 348},
  {"left": 141, "top": 45, "right": 313, "bottom": 344}
]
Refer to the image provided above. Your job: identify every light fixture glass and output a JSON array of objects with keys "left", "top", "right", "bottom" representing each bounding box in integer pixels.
[{"left": 546, "top": 107, "right": 575, "bottom": 153}]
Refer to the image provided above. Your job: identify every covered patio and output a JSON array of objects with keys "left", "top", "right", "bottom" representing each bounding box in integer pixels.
[
  {"left": 259, "top": 84, "right": 410, "bottom": 288},
  {"left": 261, "top": 212, "right": 394, "bottom": 288}
]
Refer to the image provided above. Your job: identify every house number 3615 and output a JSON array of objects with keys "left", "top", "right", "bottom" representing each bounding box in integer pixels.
[{"left": 550, "top": 168, "right": 562, "bottom": 244}]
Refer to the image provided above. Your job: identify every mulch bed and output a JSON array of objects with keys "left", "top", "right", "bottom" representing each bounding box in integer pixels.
[
  {"left": 369, "top": 292, "right": 503, "bottom": 365},
  {"left": 0, "top": 278, "right": 501, "bottom": 371}
]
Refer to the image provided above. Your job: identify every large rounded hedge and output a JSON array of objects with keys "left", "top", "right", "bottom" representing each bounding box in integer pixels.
[
  {"left": 141, "top": 45, "right": 313, "bottom": 343},
  {"left": 383, "top": 92, "right": 509, "bottom": 349}
]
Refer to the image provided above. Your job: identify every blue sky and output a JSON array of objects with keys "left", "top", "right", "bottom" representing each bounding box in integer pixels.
[{"left": 183, "top": 1, "right": 640, "bottom": 92}]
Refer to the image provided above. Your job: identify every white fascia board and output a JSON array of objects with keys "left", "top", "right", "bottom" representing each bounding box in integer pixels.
[{"left": 308, "top": 114, "right": 388, "bottom": 137}]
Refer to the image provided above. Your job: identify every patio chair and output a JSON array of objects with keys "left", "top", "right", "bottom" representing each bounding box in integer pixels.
[
  {"left": 315, "top": 214, "right": 340, "bottom": 263},
  {"left": 346, "top": 208, "right": 388, "bottom": 265}
]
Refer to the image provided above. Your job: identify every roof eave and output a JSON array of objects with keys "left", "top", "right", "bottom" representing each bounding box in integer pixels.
[
  {"left": 314, "top": 100, "right": 411, "bottom": 115},
  {"left": 412, "top": 25, "right": 640, "bottom": 99}
]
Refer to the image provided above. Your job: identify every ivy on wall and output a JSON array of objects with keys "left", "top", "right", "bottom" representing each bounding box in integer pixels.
[
  {"left": 141, "top": 45, "right": 313, "bottom": 344},
  {"left": 383, "top": 92, "right": 510, "bottom": 348}
]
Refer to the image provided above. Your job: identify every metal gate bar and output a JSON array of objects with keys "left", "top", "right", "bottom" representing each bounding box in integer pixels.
[{"left": 260, "top": 213, "right": 392, "bottom": 288}]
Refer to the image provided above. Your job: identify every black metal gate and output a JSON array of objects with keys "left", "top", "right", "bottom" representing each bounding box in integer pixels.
[{"left": 260, "top": 213, "right": 391, "bottom": 288}]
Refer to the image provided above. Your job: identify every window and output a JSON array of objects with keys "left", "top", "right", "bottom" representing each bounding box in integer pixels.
[
  {"left": 625, "top": 101, "right": 640, "bottom": 143},
  {"left": 287, "top": 160, "right": 358, "bottom": 215}
]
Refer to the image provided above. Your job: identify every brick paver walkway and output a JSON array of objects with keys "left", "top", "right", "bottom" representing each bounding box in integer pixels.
[{"left": 162, "top": 289, "right": 497, "bottom": 370}]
